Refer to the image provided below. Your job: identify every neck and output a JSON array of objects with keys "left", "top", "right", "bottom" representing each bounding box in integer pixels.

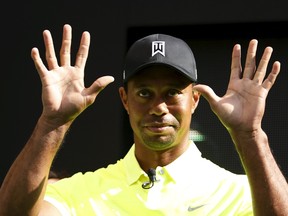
[{"left": 135, "top": 140, "right": 190, "bottom": 172}]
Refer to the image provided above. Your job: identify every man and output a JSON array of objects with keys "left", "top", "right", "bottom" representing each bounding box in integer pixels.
[{"left": 0, "top": 24, "right": 287, "bottom": 215}]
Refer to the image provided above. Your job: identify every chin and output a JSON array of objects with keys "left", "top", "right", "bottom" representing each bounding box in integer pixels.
[{"left": 144, "top": 138, "right": 175, "bottom": 151}]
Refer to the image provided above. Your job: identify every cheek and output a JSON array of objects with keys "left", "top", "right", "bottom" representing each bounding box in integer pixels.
[
  {"left": 127, "top": 106, "right": 145, "bottom": 135},
  {"left": 174, "top": 101, "right": 193, "bottom": 123},
  {"left": 127, "top": 101, "right": 145, "bottom": 121},
  {"left": 178, "top": 96, "right": 194, "bottom": 113},
  {"left": 178, "top": 106, "right": 192, "bottom": 119}
]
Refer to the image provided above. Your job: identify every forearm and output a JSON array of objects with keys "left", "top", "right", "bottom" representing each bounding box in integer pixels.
[
  {"left": 231, "top": 129, "right": 288, "bottom": 216},
  {"left": 0, "top": 116, "right": 72, "bottom": 216}
]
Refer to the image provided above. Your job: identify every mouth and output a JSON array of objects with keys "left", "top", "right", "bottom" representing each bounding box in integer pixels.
[{"left": 144, "top": 123, "right": 174, "bottom": 134}]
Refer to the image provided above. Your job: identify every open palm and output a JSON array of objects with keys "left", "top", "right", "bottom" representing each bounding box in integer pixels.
[
  {"left": 31, "top": 24, "right": 114, "bottom": 124},
  {"left": 193, "top": 40, "right": 280, "bottom": 133}
]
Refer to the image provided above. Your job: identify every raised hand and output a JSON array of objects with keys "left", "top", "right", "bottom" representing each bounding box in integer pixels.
[
  {"left": 193, "top": 39, "right": 280, "bottom": 135},
  {"left": 31, "top": 24, "right": 114, "bottom": 125}
]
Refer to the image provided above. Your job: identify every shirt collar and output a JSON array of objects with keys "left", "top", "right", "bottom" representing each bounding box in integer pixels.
[
  {"left": 123, "top": 140, "right": 203, "bottom": 186},
  {"left": 164, "top": 140, "right": 203, "bottom": 183},
  {"left": 123, "top": 144, "right": 146, "bottom": 185}
]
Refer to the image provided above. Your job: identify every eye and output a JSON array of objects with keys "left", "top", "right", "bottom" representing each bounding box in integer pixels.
[
  {"left": 138, "top": 89, "right": 151, "bottom": 98},
  {"left": 167, "top": 89, "right": 181, "bottom": 97}
]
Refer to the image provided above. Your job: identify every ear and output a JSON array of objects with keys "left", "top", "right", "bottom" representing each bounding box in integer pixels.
[
  {"left": 119, "top": 87, "right": 129, "bottom": 114},
  {"left": 191, "top": 90, "right": 201, "bottom": 114}
]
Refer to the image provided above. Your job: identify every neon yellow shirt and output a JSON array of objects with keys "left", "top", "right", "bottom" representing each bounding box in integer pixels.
[{"left": 45, "top": 141, "right": 253, "bottom": 215}]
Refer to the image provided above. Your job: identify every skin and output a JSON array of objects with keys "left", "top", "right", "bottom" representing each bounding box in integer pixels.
[
  {"left": 119, "top": 66, "right": 200, "bottom": 172},
  {"left": 0, "top": 24, "right": 287, "bottom": 216}
]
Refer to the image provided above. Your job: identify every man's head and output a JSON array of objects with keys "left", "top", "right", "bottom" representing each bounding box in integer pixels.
[
  {"left": 123, "top": 34, "right": 197, "bottom": 85},
  {"left": 119, "top": 34, "right": 200, "bottom": 155}
]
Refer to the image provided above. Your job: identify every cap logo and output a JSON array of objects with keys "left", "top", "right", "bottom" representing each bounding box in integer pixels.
[{"left": 152, "top": 41, "right": 165, "bottom": 57}]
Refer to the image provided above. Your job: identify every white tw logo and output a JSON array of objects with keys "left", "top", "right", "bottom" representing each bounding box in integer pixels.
[{"left": 152, "top": 41, "right": 165, "bottom": 57}]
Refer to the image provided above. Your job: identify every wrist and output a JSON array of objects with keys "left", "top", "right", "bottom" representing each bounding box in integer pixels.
[
  {"left": 229, "top": 128, "right": 269, "bottom": 155},
  {"left": 38, "top": 114, "right": 74, "bottom": 131}
]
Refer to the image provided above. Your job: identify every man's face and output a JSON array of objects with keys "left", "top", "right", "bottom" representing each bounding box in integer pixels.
[{"left": 120, "top": 65, "right": 199, "bottom": 151}]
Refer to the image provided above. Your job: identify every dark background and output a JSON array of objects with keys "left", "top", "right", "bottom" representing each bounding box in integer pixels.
[{"left": 1, "top": 1, "right": 287, "bottom": 184}]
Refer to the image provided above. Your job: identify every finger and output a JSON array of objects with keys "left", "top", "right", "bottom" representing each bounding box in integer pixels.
[
  {"left": 253, "top": 46, "right": 273, "bottom": 84},
  {"left": 60, "top": 24, "right": 72, "bottom": 66},
  {"left": 43, "top": 29, "right": 59, "bottom": 70},
  {"left": 229, "top": 43, "right": 242, "bottom": 81},
  {"left": 192, "top": 84, "right": 220, "bottom": 106},
  {"left": 242, "top": 39, "right": 258, "bottom": 79},
  {"left": 262, "top": 61, "right": 281, "bottom": 90},
  {"left": 88, "top": 76, "right": 115, "bottom": 94},
  {"left": 75, "top": 31, "right": 90, "bottom": 69},
  {"left": 31, "top": 47, "right": 48, "bottom": 78},
  {"left": 84, "top": 76, "right": 115, "bottom": 105}
]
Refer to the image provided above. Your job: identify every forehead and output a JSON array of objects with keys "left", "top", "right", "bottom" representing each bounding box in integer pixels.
[{"left": 128, "top": 65, "right": 192, "bottom": 86}]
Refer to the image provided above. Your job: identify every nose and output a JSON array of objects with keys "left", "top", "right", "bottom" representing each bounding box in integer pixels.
[{"left": 149, "top": 98, "right": 169, "bottom": 116}]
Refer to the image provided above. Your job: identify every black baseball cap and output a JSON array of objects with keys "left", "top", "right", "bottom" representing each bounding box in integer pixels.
[{"left": 123, "top": 34, "right": 197, "bottom": 83}]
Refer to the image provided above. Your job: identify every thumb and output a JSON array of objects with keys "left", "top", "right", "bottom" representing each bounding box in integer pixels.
[
  {"left": 89, "top": 76, "right": 115, "bottom": 93},
  {"left": 193, "top": 84, "right": 220, "bottom": 106},
  {"left": 84, "top": 75, "right": 115, "bottom": 102}
]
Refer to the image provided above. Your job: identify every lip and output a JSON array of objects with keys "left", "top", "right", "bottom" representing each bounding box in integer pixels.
[
  {"left": 144, "top": 123, "right": 174, "bottom": 133},
  {"left": 145, "top": 126, "right": 173, "bottom": 134}
]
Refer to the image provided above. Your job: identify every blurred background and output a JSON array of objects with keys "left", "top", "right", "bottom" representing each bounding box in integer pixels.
[{"left": 1, "top": 0, "right": 287, "bottom": 184}]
